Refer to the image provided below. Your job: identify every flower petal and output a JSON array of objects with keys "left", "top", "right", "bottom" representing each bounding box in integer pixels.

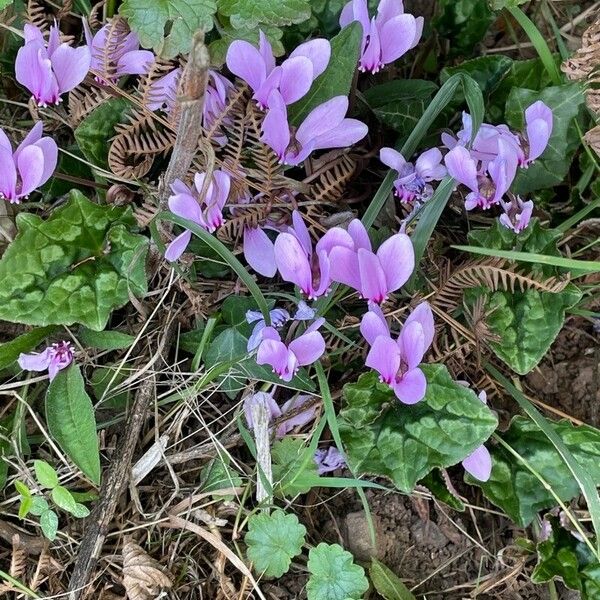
[
  {"left": 31, "top": 137, "right": 58, "bottom": 186},
  {"left": 311, "top": 118, "right": 368, "bottom": 152},
  {"left": 260, "top": 90, "right": 290, "bottom": 160},
  {"left": 0, "top": 145, "right": 17, "bottom": 200},
  {"left": 279, "top": 56, "right": 313, "bottom": 104},
  {"left": 296, "top": 96, "right": 348, "bottom": 147},
  {"left": 274, "top": 232, "right": 313, "bottom": 296},
  {"left": 18, "top": 348, "right": 52, "bottom": 372},
  {"left": 165, "top": 230, "right": 192, "bottom": 261},
  {"left": 50, "top": 44, "right": 91, "bottom": 94},
  {"left": 328, "top": 246, "right": 361, "bottom": 291},
  {"left": 365, "top": 335, "right": 401, "bottom": 382},
  {"left": 392, "top": 367, "right": 426, "bottom": 404},
  {"left": 244, "top": 226, "right": 277, "bottom": 277},
  {"left": 226, "top": 40, "right": 266, "bottom": 92},
  {"left": 403, "top": 302, "right": 434, "bottom": 350},
  {"left": 360, "top": 305, "right": 389, "bottom": 346},
  {"left": 315, "top": 226, "right": 354, "bottom": 255},
  {"left": 462, "top": 445, "right": 492, "bottom": 481},
  {"left": 168, "top": 184, "right": 203, "bottom": 223},
  {"left": 17, "top": 145, "right": 44, "bottom": 197},
  {"left": 14, "top": 121, "right": 43, "bottom": 159},
  {"left": 398, "top": 320, "right": 425, "bottom": 370},
  {"left": 376, "top": 232, "right": 414, "bottom": 293},
  {"left": 358, "top": 248, "right": 388, "bottom": 303},
  {"left": 289, "top": 330, "right": 325, "bottom": 367},
  {"left": 348, "top": 219, "right": 371, "bottom": 251},
  {"left": 116, "top": 49, "right": 154, "bottom": 77},
  {"left": 379, "top": 14, "right": 417, "bottom": 65},
  {"left": 379, "top": 147, "right": 406, "bottom": 172},
  {"left": 256, "top": 338, "right": 292, "bottom": 379},
  {"left": 258, "top": 31, "right": 276, "bottom": 74},
  {"left": 289, "top": 39, "right": 331, "bottom": 78},
  {"left": 415, "top": 148, "right": 446, "bottom": 181},
  {"left": 444, "top": 146, "right": 479, "bottom": 192}
]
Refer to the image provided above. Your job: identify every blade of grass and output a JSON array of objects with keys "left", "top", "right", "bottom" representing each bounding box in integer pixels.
[
  {"left": 154, "top": 212, "right": 271, "bottom": 324},
  {"left": 452, "top": 245, "right": 600, "bottom": 274},
  {"left": 556, "top": 196, "right": 600, "bottom": 233},
  {"left": 487, "top": 364, "right": 600, "bottom": 555}
]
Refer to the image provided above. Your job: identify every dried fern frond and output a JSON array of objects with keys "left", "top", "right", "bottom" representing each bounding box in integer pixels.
[
  {"left": 304, "top": 151, "right": 358, "bottom": 203},
  {"left": 108, "top": 108, "right": 176, "bottom": 179},
  {"left": 138, "top": 58, "right": 181, "bottom": 111},
  {"left": 0, "top": 535, "right": 28, "bottom": 594},
  {"left": 89, "top": 17, "right": 132, "bottom": 82},
  {"left": 562, "top": 16, "right": 600, "bottom": 81},
  {"left": 89, "top": 1, "right": 105, "bottom": 29},
  {"left": 27, "top": 0, "right": 51, "bottom": 32},
  {"left": 68, "top": 85, "right": 112, "bottom": 127},
  {"left": 217, "top": 205, "right": 271, "bottom": 244},
  {"left": 432, "top": 258, "right": 570, "bottom": 312},
  {"left": 204, "top": 83, "right": 248, "bottom": 147}
]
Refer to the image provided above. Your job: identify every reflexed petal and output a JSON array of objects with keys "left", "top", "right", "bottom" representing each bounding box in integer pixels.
[
  {"left": 15, "top": 42, "right": 49, "bottom": 101},
  {"left": 462, "top": 445, "right": 492, "bottom": 481},
  {"left": 415, "top": 148, "right": 446, "bottom": 181},
  {"left": 279, "top": 56, "right": 313, "bottom": 104},
  {"left": 398, "top": 320, "right": 425, "bottom": 369},
  {"left": 147, "top": 68, "right": 180, "bottom": 111},
  {"left": 243, "top": 227, "right": 277, "bottom": 277},
  {"left": 0, "top": 146, "right": 17, "bottom": 199},
  {"left": 310, "top": 118, "right": 368, "bottom": 152},
  {"left": 277, "top": 395, "right": 316, "bottom": 437},
  {"left": 254, "top": 66, "right": 281, "bottom": 108},
  {"left": 296, "top": 96, "right": 349, "bottom": 147},
  {"left": 304, "top": 316, "right": 325, "bottom": 335},
  {"left": 256, "top": 338, "right": 291, "bottom": 377},
  {"left": 24, "top": 23, "right": 44, "bottom": 44},
  {"left": 411, "top": 16, "right": 424, "bottom": 48},
  {"left": 0, "top": 129, "right": 11, "bottom": 152},
  {"left": 50, "top": 44, "right": 91, "bottom": 93},
  {"left": 14, "top": 121, "right": 43, "bottom": 159},
  {"left": 358, "top": 249, "right": 387, "bottom": 303},
  {"left": 392, "top": 367, "right": 426, "bottom": 404},
  {"left": 343, "top": 0, "right": 370, "bottom": 31},
  {"left": 258, "top": 31, "right": 276, "bottom": 74},
  {"left": 18, "top": 348, "right": 52, "bottom": 372},
  {"left": 165, "top": 230, "right": 191, "bottom": 261},
  {"left": 116, "top": 49, "right": 154, "bottom": 76},
  {"left": 47, "top": 24, "right": 61, "bottom": 57},
  {"left": 360, "top": 306, "right": 389, "bottom": 346},
  {"left": 525, "top": 100, "right": 552, "bottom": 163},
  {"left": 403, "top": 302, "right": 434, "bottom": 350},
  {"left": 327, "top": 246, "right": 361, "bottom": 291},
  {"left": 247, "top": 321, "right": 266, "bottom": 351},
  {"left": 290, "top": 39, "right": 331, "bottom": 78},
  {"left": 376, "top": 0, "right": 404, "bottom": 24},
  {"left": 260, "top": 91, "right": 290, "bottom": 160},
  {"left": 31, "top": 137, "right": 58, "bottom": 186},
  {"left": 168, "top": 186, "right": 203, "bottom": 223},
  {"left": 261, "top": 326, "right": 282, "bottom": 342},
  {"left": 312, "top": 250, "right": 331, "bottom": 297},
  {"left": 339, "top": 0, "right": 355, "bottom": 27},
  {"left": 444, "top": 146, "right": 479, "bottom": 192},
  {"left": 348, "top": 219, "right": 371, "bottom": 251},
  {"left": 379, "top": 147, "right": 406, "bottom": 172},
  {"left": 209, "top": 169, "right": 231, "bottom": 209},
  {"left": 365, "top": 336, "right": 401, "bottom": 382},
  {"left": 274, "top": 232, "right": 313, "bottom": 295},
  {"left": 316, "top": 226, "right": 354, "bottom": 255},
  {"left": 376, "top": 233, "right": 414, "bottom": 293},
  {"left": 379, "top": 14, "right": 417, "bottom": 64},
  {"left": 17, "top": 145, "right": 44, "bottom": 197},
  {"left": 289, "top": 330, "right": 325, "bottom": 367},
  {"left": 291, "top": 210, "right": 312, "bottom": 256},
  {"left": 314, "top": 447, "right": 346, "bottom": 474},
  {"left": 226, "top": 40, "right": 266, "bottom": 91}
]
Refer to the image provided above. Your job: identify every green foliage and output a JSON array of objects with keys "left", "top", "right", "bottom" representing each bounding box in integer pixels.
[
  {"left": 339, "top": 366, "right": 497, "bottom": 493},
  {"left": 245, "top": 509, "right": 306, "bottom": 577},
  {"left": 505, "top": 83, "right": 585, "bottom": 194},
  {"left": 271, "top": 437, "right": 319, "bottom": 496},
  {"left": 490, "top": 0, "right": 527, "bottom": 8},
  {"left": 218, "top": 0, "right": 310, "bottom": 29},
  {"left": 74, "top": 98, "right": 131, "bottom": 169},
  {"left": 369, "top": 558, "right": 417, "bottom": 600},
  {"left": 0, "top": 190, "right": 147, "bottom": 331},
  {"left": 470, "top": 417, "right": 600, "bottom": 527},
  {"left": 34, "top": 459, "right": 58, "bottom": 489},
  {"left": 120, "top": 0, "right": 216, "bottom": 58},
  {"left": 0, "top": 326, "right": 57, "bottom": 371},
  {"left": 419, "top": 469, "right": 465, "bottom": 511},
  {"left": 0, "top": 0, "right": 14, "bottom": 9},
  {"left": 433, "top": 0, "right": 495, "bottom": 57},
  {"left": 46, "top": 364, "right": 101, "bottom": 484},
  {"left": 532, "top": 518, "right": 600, "bottom": 598},
  {"left": 15, "top": 480, "right": 33, "bottom": 519},
  {"left": 288, "top": 22, "right": 362, "bottom": 125},
  {"left": 90, "top": 365, "right": 131, "bottom": 409},
  {"left": 199, "top": 456, "right": 242, "bottom": 495},
  {"left": 40, "top": 509, "right": 59, "bottom": 541},
  {"left": 78, "top": 328, "right": 137, "bottom": 350},
  {"left": 306, "top": 543, "right": 369, "bottom": 600}
]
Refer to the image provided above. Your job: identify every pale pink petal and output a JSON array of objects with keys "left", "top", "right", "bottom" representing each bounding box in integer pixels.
[
  {"left": 444, "top": 146, "right": 479, "bottom": 192},
  {"left": 315, "top": 226, "right": 354, "bottom": 255},
  {"left": 358, "top": 248, "right": 388, "bottom": 303},
  {"left": 376, "top": 232, "right": 414, "bottom": 293},
  {"left": 14, "top": 121, "right": 43, "bottom": 159},
  {"left": 411, "top": 16, "right": 424, "bottom": 49},
  {"left": 168, "top": 186, "right": 203, "bottom": 223},
  {"left": 360, "top": 306, "right": 389, "bottom": 346},
  {"left": 47, "top": 24, "right": 61, "bottom": 57},
  {"left": 398, "top": 320, "right": 425, "bottom": 369},
  {"left": 15, "top": 42, "right": 49, "bottom": 102},
  {"left": 289, "top": 39, "right": 331, "bottom": 78},
  {"left": 376, "top": 0, "right": 404, "bottom": 24},
  {"left": 312, "top": 250, "right": 331, "bottom": 297},
  {"left": 289, "top": 330, "right": 326, "bottom": 367},
  {"left": 17, "top": 145, "right": 44, "bottom": 197},
  {"left": 366, "top": 336, "right": 401, "bottom": 383},
  {"left": 310, "top": 118, "right": 368, "bottom": 152},
  {"left": 279, "top": 56, "right": 313, "bottom": 104},
  {"left": 0, "top": 146, "right": 17, "bottom": 199},
  {"left": 525, "top": 117, "right": 551, "bottom": 163},
  {"left": 256, "top": 338, "right": 291, "bottom": 378},
  {"left": 328, "top": 246, "right": 361, "bottom": 291},
  {"left": 244, "top": 227, "right": 277, "bottom": 277},
  {"left": 260, "top": 91, "right": 290, "bottom": 160},
  {"left": 392, "top": 367, "right": 426, "bottom": 404},
  {"left": 165, "top": 230, "right": 192, "bottom": 261},
  {"left": 403, "top": 302, "right": 434, "bottom": 350},
  {"left": 23, "top": 23, "right": 44, "bottom": 44},
  {"left": 379, "top": 14, "right": 417, "bottom": 64},
  {"left": 115, "top": 49, "right": 154, "bottom": 76},
  {"left": 290, "top": 210, "right": 312, "bottom": 256},
  {"left": 360, "top": 17, "right": 381, "bottom": 71},
  {"left": 277, "top": 394, "right": 316, "bottom": 437},
  {"left": 50, "top": 44, "right": 91, "bottom": 93},
  {"left": 296, "top": 96, "right": 348, "bottom": 147},
  {"left": 339, "top": 1, "right": 356, "bottom": 28},
  {"left": 348, "top": 219, "right": 371, "bottom": 251},
  {"left": 18, "top": 348, "right": 52, "bottom": 372},
  {"left": 254, "top": 66, "right": 282, "bottom": 108},
  {"left": 258, "top": 31, "right": 276, "bottom": 73},
  {"left": 379, "top": 147, "right": 406, "bottom": 172},
  {"left": 0, "top": 129, "right": 12, "bottom": 153},
  {"left": 462, "top": 445, "right": 492, "bottom": 481},
  {"left": 31, "top": 137, "right": 58, "bottom": 186},
  {"left": 226, "top": 40, "right": 266, "bottom": 91},
  {"left": 415, "top": 148, "right": 446, "bottom": 181},
  {"left": 274, "top": 232, "right": 313, "bottom": 296}
]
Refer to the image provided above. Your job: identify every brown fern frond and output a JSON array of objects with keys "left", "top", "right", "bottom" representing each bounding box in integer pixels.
[
  {"left": 138, "top": 58, "right": 182, "bottom": 110},
  {"left": 68, "top": 85, "right": 112, "bottom": 127},
  {"left": 217, "top": 205, "right": 270, "bottom": 244},
  {"left": 204, "top": 83, "right": 248, "bottom": 146},
  {"left": 27, "top": 0, "right": 51, "bottom": 32},
  {"left": 0, "top": 535, "right": 28, "bottom": 594},
  {"left": 304, "top": 152, "right": 358, "bottom": 203},
  {"left": 108, "top": 108, "right": 176, "bottom": 179},
  {"left": 432, "top": 258, "right": 570, "bottom": 312},
  {"left": 89, "top": 17, "right": 131, "bottom": 82}
]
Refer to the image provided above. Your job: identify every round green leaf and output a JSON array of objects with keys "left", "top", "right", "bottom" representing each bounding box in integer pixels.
[
  {"left": 51, "top": 485, "right": 78, "bottom": 513},
  {"left": 29, "top": 496, "right": 50, "bottom": 517},
  {"left": 34, "top": 459, "right": 59, "bottom": 489},
  {"left": 245, "top": 510, "right": 306, "bottom": 578},
  {"left": 40, "top": 509, "right": 59, "bottom": 541}
]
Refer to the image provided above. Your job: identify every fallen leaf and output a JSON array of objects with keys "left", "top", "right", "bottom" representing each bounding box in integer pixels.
[{"left": 122, "top": 540, "right": 172, "bottom": 600}]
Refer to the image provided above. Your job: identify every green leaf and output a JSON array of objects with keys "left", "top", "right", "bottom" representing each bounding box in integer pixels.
[
  {"left": 120, "top": 0, "right": 217, "bottom": 58},
  {"left": 490, "top": 0, "right": 527, "bottom": 8},
  {"left": 200, "top": 456, "right": 242, "bottom": 495},
  {"left": 245, "top": 509, "right": 306, "bottom": 578},
  {"left": 78, "top": 327, "right": 137, "bottom": 350},
  {"left": 14, "top": 480, "right": 30, "bottom": 498},
  {"left": 218, "top": 0, "right": 310, "bottom": 29},
  {"left": 90, "top": 365, "right": 131, "bottom": 409},
  {"left": 339, "top": 365, "right": 497, "bottom": 493},
  {"left": 40, "top": 509, "right": 59, "bottom": 541},
  {"left": 0, "top": 0, "right": 14, "bottom": 10},
  {"left": 29, "top": 496, "right": 50, "bottom": 516},
  {"left": 288, "top": 22, "right": 362, "bottom": 126},
  {"left": 74, "top": 98, "right": 131, "bottom": 169},
  {"left": 0, "top": 190, "right": 148, "bottom": 331},
  {"left": 271, "top": 437, "right": 319, "bottom": 496},
  {"left": 0, "top": 326, "right": 57, "bottom": 371},
  {"left": 370, "top": 558, "right": 417, "bottom": 600},
  {"left": 19, "top": 495, "right": 33, "bottom": 519},
  {"left": 71, "top": 502, "right": 91, "bottom": 518},
  {"left": 51, "top": 485, "right": 78, "bottom": 514},
  {"left": 46, "top": 364, "right": 101, "bottom": 484},
  {"left": 505, "top": 83, "right": 585, "bottom": 194},
  {"left": 419, "top": 469, "right": 465, "bottom": 511},
  {"left": 307, "top": 543, "right": 369, "bottom": 600},
  {"left": 471, "top": 417, "right": 600, "bottom": 527},
  {"left": 34, "top": 459, "right": 58, "bottom": 489},
  {"left": 465, "top": 285, "right": 581, "bottom": 374}
]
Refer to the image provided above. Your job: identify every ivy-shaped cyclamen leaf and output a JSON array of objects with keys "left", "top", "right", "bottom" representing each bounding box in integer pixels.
[
  {"left": 469, "top": 417, "right": 600, "bottom": 527},
  {"left": 307, "top": 543, "right": 369, "bottom": 600},
  {"left": 218, "top": 0, "right": 311, "bottom": 30},
  {"left": 245, "top": 509, "right": 306, "bottom": 578},
  {"left": 339, "top": 365, "right": 497, "bottom": 493},
  {"left": 46, "top": 364, "right": 101, "bottom": 485},
  {"left": 120, "top": 0, "right": 217, "bottom": 58},
  {"left": 0, "top": 190, "right": 148, "bottom": 331}
]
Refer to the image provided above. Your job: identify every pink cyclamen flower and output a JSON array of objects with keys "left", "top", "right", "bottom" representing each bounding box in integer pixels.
[
  {"left": 16, "top": 23, "right": 91, "bottom": 107},
  {"left": 0, "top": 122, "right": 58, "bottom": 203},
  {"left": 83, "top": 18, "right": 154, "bottom": 84},
  {"left": 327, "top": 219, "right": 415, "bottom": 304},
  {"left": 165, "top": 169, "right": 231, "bottom": 261},
  {"left": 314, "top": 447, "right": 346, "bottom": 474},
  {"left": 499, "top": 196, "right": 534, "bottom": 233},
  {"left": 461, "top": 391, "right": 492, "bottom": 481},
  {"left": 261, "top": 91, "right": 368, "bottom": 165},
  {"left": 444, "top": 139, "right": 518, "bottom": 210},
  {"left": 256, "top": 318, "right": 326, "bottom": 382},
  {"left": 522, "top": 101, "right": 553, "bottom": 167},
  {"left": 380, "top": 147, "right": 446, "bottom": 203},
  {"left": 246, "top": 307, "right": 290, "bottom": 351},
  {"left": 243, "top": 226, "right": 278, "bottom": 277},
  {"left": 18, "top": 341, "right": 73, "bottom": 381},
  {"left": 361, "top": 302, "right": 434, "bottom": 404},
  {"left": 339, "top": 0, "right": 423, "bottom": 73},
  {"left": 226, "top": 31, "right": 331, "bottom": 109}
]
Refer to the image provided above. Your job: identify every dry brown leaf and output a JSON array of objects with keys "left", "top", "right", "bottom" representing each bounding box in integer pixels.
[
  {"left": 122, "top": 540, "right": 172, "bottom": 600},
  {"left": 585, "top": 124, "right": 600, "bottom": 157},
  {"left": 562, "top": 16, "right": 600, "bottom": 80}
]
